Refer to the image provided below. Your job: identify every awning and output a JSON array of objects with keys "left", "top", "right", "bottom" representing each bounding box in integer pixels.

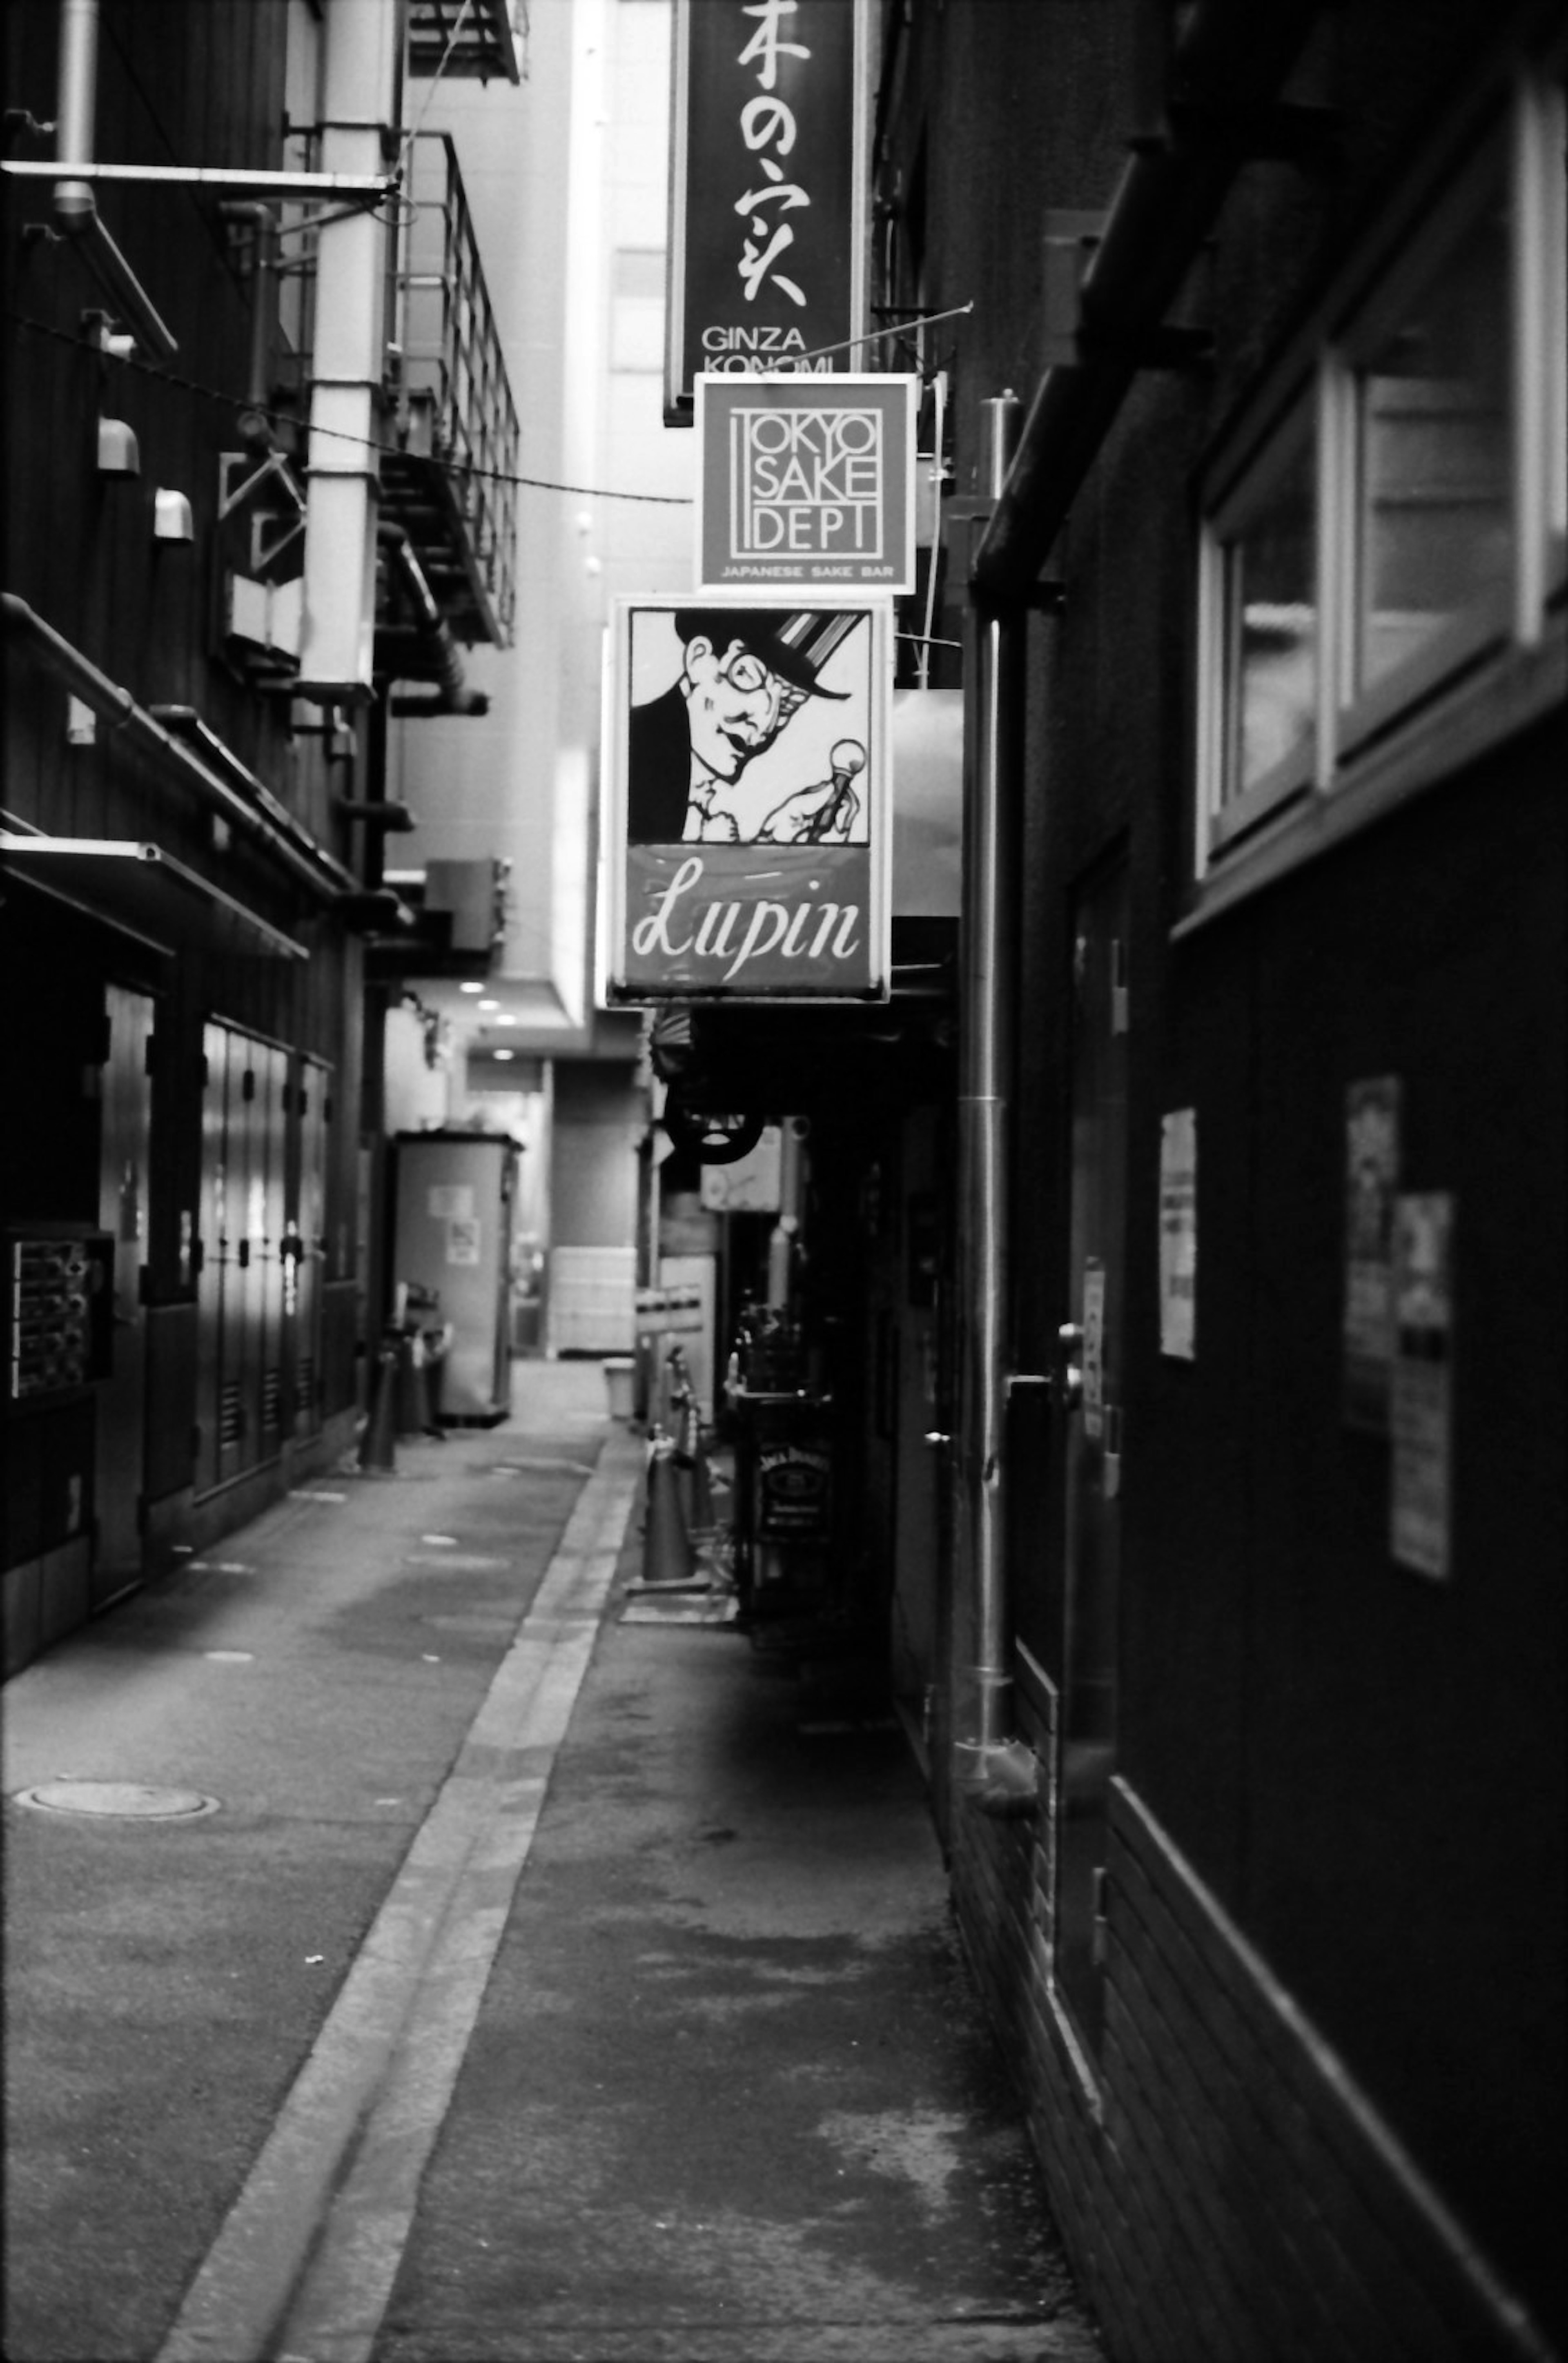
[{"left": 0, "top": 837, "right": 306, "bottom": 960}]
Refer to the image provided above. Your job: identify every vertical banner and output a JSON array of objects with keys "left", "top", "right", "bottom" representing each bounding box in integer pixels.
[
  {"left": 603, "top": 595, "right": 891, "bottom": 1001},
  {"left": 695, "top": 373, "right": 917, "bottom": 592},
  {"left": 666, "top": 0, "right": 869, "bottom": 421}
]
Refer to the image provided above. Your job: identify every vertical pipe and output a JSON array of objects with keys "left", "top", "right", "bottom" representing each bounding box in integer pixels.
[
  {"left": 296, "top": 0, "right": 401, "bottom": 702},
  {"left": 766, "top": 1117, "right": 806, "bottom": 1312},
  {"left": 55, "top": 0, "right": 98, "bottom": 177},
  {"left": 51, "top": 0, "right": 178, "bottom": 357},
  {"left": 960, "top": 392, "right": 1025, "bottom": 1773}
]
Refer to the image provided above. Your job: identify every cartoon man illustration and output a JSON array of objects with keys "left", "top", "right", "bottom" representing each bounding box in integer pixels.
[{"left": 627, "top": 608, "right": 867, "bottom": 845}]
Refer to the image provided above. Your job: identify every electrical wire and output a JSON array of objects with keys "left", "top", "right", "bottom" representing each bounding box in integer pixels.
[
  {"left": 395, "top": 0, "right": 474, "bottom": 185},
  {"left": 777, "top": 300, "right": 974, "bottom": 370},
  {"left": 9, "top": 292, "right": 978, "bottom": 510},
  {"left": 7, "top": 307, "right": 693, "bottom": 503}
]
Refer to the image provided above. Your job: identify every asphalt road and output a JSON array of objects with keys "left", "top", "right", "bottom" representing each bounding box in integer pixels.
[{"left": 3, "top": 1360, "right": 1103, "bottom": 2363}]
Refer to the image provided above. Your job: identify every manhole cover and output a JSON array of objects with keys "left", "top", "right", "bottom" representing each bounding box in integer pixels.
[{"left": 13, "top": 1782, "right": 220, "bottom": 1821}]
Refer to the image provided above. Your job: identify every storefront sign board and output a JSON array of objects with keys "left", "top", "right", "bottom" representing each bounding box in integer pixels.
[
  {"left": 602, "top": 594, "right": 892, "bottom": 1002},
  {"left": 695, "top": 374, "right": 916, "bottom": 591},
  {"left": 666, "top": 0, "right": 869, "bottom": 421}
]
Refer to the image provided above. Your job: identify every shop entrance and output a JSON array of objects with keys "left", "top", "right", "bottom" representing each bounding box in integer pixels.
[
  {"left": 196, "top": 1023, "right": 288, "bottom": 1494},
  {"left": 91, "top": 984, "right": 157, "bottom": 1607}
]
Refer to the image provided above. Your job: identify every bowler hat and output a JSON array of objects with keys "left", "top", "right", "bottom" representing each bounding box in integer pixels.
[{"left": 674, "top": 608, "right": 857, "bottom": 698}]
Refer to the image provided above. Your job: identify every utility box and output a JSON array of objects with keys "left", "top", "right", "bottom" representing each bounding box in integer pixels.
[{"left": 390, "top": 1132, "right": 518, "bottom": 1422}]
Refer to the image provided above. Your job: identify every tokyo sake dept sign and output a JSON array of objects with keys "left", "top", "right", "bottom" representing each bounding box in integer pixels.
[
  {"left": 603, "top": 595, "right": 891, "bottom": 1003},
  {"left": 666, "top": 0, "right": 869, "bottom": 421},
  {"left": 695, "top": 374, "right": 917, "bottom": 592}
]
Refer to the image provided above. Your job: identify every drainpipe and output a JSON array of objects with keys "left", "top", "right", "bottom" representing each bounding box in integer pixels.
[
  {"left": 218, "top": 203, "right": 279, "bottom": 450},
  {"left": 294, "top": 0, "right": 401, "bottom": 705},
  {"left": 766, "top": 1116, "right": 808, "bottom": 1312},
  {"left": 955, "top": 392, "right": 1038, "bottom": 1817},
  {"left": 378, "top": 527, "right": 489, "bottom": 716},
  {"left": 52, "top": 0, "right": 178, "bottom": 359}
]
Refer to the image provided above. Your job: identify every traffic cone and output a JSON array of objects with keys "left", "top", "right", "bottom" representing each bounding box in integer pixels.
[
  {"left": 358, "top": 1338, "right": 399, "bottom": 1473},
  {"left": 688, "top": 1434, "right": 716, "bottom": 1536},
  {"left": 643, "top": 1429, "right": 696, "bottom": 1585}
]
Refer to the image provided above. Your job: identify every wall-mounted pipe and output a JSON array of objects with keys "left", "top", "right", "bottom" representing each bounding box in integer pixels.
[
  {"left": 3, "top": 592, "right": 345, "bottom": 905},
  {"left": 970, "top": 0, "right": 1320, "bottom": 606},
  {"left": 766, "top": 1116, "right": 808, "bottom": 1312},
  {"left": 294, "top": 0, "right": 402, "bottom": 706},
  {"left": 218, "top": 203, "right": 279, "bottom": 450},
  {"left": 379, "top": 527, "right": 488, "bottom": 715},
  {"left": 956, "top": 393, "right": 1038, "bottom": 1816},
  {"left": 52, "top": 0, "right": 178, "bottom": 360}
]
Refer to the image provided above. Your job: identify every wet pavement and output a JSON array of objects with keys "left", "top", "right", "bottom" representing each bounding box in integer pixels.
[{"left": 2, "top": 1361, "right": 1102, "bottom": 2363}]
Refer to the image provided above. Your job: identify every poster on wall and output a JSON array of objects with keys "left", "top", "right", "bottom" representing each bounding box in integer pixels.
[
  {"left": 603, "top": 595, "right": 892, "bottom": 1002},
  {"left": 694, "top": 373, "right": 917, "bottom": 592},
  {"left": 1158, "top": 1108, "right": 1198, "bottom": 1359},
  {"left": 1342, "top": 1076, "right": 1401, "bottom": 1431},
  {"left": 665, "top": 0, "right": 869, "bottom": 421},
  {"left": 1390, "top": 1191, "right": 1455, "bottom": 1581}
]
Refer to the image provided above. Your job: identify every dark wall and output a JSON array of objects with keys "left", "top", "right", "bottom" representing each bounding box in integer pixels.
[
  {"left": 879, "top": 0, "right": 1564, "bottom": 2334},
  {"left": 2, "top": 0, "right": 366, "bottom": 1479}
]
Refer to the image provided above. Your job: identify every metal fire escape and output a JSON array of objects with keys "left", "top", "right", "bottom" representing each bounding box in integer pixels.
[
  {"left": 406, "top": 1, "right": 529, "bottom": 86},
  {"left": 381, "top": 130, "right": 519, "bottom": 657},
  {"left": 243, "top": 122, "right": 519, "bottom": 699}
]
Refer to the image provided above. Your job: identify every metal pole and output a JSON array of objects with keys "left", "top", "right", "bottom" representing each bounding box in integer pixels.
[
  {"left": 49, "top": 0, "right": 178, "bottom": 359},
  {"left": 54, "top": 0, "right": 98, "bottom": 174},
  {"left": 957, "top": 393, "right": 1037, "bottom": 1808}
]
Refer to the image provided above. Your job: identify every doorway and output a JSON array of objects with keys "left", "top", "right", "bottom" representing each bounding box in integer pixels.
[
  {"left": 92, "top": 984, "right": 157, "bottom": 1607},
  {"left": 1054, "top": 856, "right": 1129, "bottom": 2053}
]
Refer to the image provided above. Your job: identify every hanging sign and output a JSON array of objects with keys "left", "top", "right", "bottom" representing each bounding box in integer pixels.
[
  {"left": 603, "top": 595, "right": 891, "bottom": 1002},
  {"left": 695, "top": 374, "right": 917, "bottom": 592},
  {"left": 666, "top": 0, "right": 869, "bottom": 423}
]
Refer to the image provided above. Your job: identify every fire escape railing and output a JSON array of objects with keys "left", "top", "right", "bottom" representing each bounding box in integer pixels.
[
  {"left": 384, "top": 130, "right": 519, "bottom": 650},
  {"left": 268, "top": 127, "right": 519, "bottom": 661}
]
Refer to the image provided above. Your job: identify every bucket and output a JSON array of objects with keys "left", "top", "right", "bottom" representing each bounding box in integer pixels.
[{"left": 603, "top": 1356, "right": 636, "bottom": 1421}]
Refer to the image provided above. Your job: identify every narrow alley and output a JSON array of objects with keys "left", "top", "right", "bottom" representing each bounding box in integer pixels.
[{"left": 2, "top": 1362, "right": 1103, "bottom": 2363}]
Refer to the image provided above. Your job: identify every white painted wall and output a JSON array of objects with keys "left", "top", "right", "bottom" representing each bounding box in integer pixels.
[{"left": 388, "top": 0, "right": 694, "bottom": 1036}]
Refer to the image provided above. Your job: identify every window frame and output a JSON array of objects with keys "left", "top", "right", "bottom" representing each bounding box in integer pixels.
[
  {"left": 1331, "top": 127, "right": 1517, "bottom": 763},
  {"left": 1197, "top": 392, "right": 1321, "bottom": 859},
  {"left": 1188, "top": 61, "right": 1567, "bottom": 917}
]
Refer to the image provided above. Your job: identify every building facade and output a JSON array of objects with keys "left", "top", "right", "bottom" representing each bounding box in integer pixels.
[
  {"left": 2, "top": 0, "right": 523, "bottom": 1673},
  {"left": 657, "top": 0, "right": 1564, "bottom": 2353}
]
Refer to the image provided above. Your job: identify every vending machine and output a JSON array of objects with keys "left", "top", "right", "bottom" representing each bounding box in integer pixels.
[{"left": 390, "top": 1132, "right": 519, "bottom": 1423}]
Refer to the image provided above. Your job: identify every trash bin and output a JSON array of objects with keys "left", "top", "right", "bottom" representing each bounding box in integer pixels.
[{"left": 603, "top": 1356, "right": 636, "bottom": 1420}]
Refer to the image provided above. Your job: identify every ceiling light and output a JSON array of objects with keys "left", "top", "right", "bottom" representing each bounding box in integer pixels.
[
  {"left": 478, "top": 998, "right": 500, "bottom": 1011},
  {"left": 496, "top": 1013, "right": 517, "bottom": 1026},
  {"left": 459, "top": 981, "right": 483, "bottom": 994},
  {"left": 493, "top": 1048, "right": 514, "bottom": 1061}
]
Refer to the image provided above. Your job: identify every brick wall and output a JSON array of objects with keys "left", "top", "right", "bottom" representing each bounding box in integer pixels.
[{"left": 949, "top": 1749, "right": 1553, "bottom": 2362}]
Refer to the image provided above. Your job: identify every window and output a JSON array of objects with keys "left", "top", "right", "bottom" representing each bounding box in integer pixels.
[
  {"left": 1340, "top": 141, "right": 1513, "bottom": 743},
  {"left": 1200, "top": 410, "right": 1318, "bottom": 845},
  {"left": 1194, "top": 69, "right": 1566, "bottom": 891}
]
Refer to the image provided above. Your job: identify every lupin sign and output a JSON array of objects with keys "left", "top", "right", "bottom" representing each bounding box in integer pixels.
[{"left": 603, "top": 595, "right": 892, "bottom": 1003}]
